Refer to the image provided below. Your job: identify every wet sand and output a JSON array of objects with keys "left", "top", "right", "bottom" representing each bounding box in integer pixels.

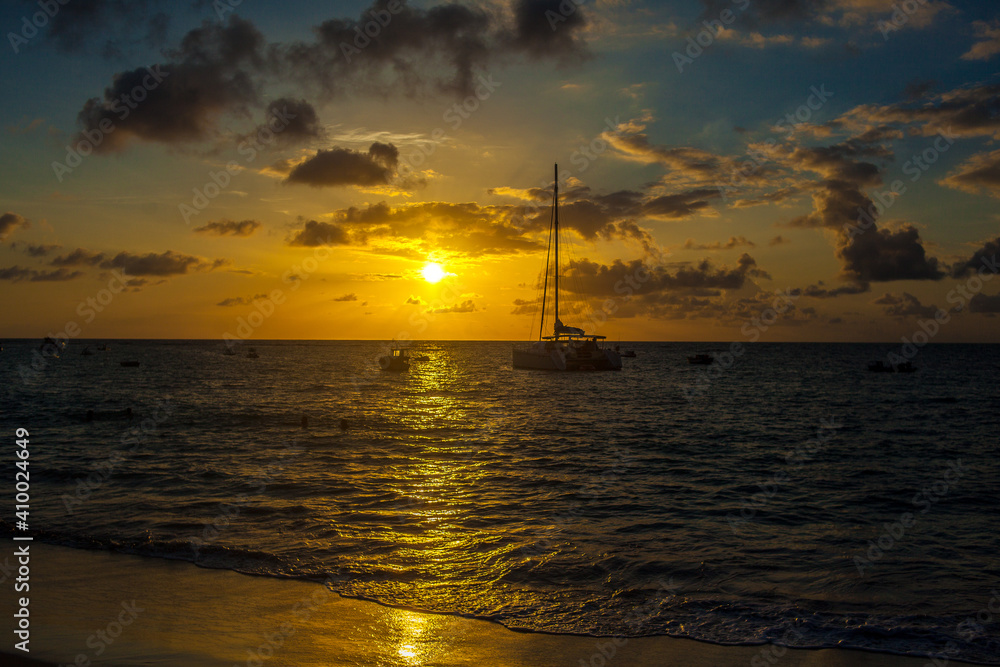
[{"left": 2, "top": 542, "right": 959, "bottom": 666}]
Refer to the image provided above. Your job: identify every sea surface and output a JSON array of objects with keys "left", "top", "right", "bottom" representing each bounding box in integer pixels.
[{"left": 2, "top": 340, "right": 998, "bottom": 664}]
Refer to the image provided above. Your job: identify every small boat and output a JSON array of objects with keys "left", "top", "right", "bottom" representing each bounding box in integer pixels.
[
  {"left": 868, "top": 361, "right": 895, "bottom": 373},
  {"left": 120, "top": 360, "right": 140, "bottom": 367},
  {"left": 688, "top": 354, "right": 714, "bottom": 365},
  {"left": 96, "top": 344, "right": 109, "bottom": 351},
  {"left": 223, "top": 347, "right": 237, "bottom": 356},
  {"left": 81, "top": 346, "right": 94, "bottom": 356},
  {"left": 379, "top": 345, "right": 410, "bottom": 372},
  {"left": 512, "top": 165, "right": 622, "bottom": 372},
  {"left": 616, "top": 347, "right": 637, "bottom": 358},
  {"left": 245, "top": 347, "right": 259, "bottom": 359},
  {"left": 895, "top": 361, "right": 917, "bottom": 373}
]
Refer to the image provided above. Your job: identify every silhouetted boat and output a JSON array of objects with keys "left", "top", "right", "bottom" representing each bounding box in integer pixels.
[
  {"left": 96, "top": 344, "right": 109, "bottom": 351},
  {"left": 245, "top": 347, "right": 259, "bottom": 359},
  {"left": 223, "top": 347, "right": 237, "bottom": 356},
  {"left": 688, "top": 354, "right": 714, "bottom": 365},
  {"left": 80, "top": 346, "right": 94, "bottom": 356},
  {"left": 120, "top": 360, "right": 140, "bottom": 367},
  {"left": 868, "top": 361, "right": 894, "bottom": 373},
  {"left": 379, "top": 345, "right": 410, "bottom": 372},
  {"left": 513, "top": 165, "right": 622, "bottom": 372},
  {"left": 39, "top": 336, "right": 64, "bottom": 357},
  {"left": 614, "top": 346, "right": 636, "bottom": 358},
  {"left": 895, "top": 361, "right": 917, "bottom": 373}
]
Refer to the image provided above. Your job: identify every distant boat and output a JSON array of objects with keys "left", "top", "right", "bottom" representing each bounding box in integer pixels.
[
  {"left": 688, "top": 354, "right": 714, "bottom": 365},
  {"left": 512, "top": 165, "right": 622, "bottom": 372},
  {"left": 379, "top": 345, "right": 410, "bottom": 372},
  {"left": 96, "top": 344, "right": 109, "bottom": 351},
  {"left": 120, "top": 360, "right": 140, "bottom": 367},
  {"left": 245, "top": 347, "right": 259, "bottom": 359},
  {"left": 223, "top": 347, "right": 237, "bottom": 356},
  {"left": 615, "top": 347, "right": 637, "bottom": 358},
  {"left": 81, "top": 346, "right": 94, "bottom": 356},
  {"left": 895, "top": 361, "right": 917, "bottom": 373},
  {"left": 868, "top": 360, "right": 894, "bottom": 373}
]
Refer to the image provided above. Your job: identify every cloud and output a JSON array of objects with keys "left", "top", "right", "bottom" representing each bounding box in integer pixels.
[
  {"left": 241, "top": 98, "right": 324, "bottom": 148},
  {"left": 769, "top": 235, "right": 790, "bottom": 246},
  {"left": 284, "top": 143, "right": 399, "bottom": 188},
  {"left": 14, "top": 243, "right": 62, "bottom": 257},
  {"left": 840, "top": 84, "right": 1000, "bottom": 141},
  {"left": 0, "top": 212, "right": 28, "bottom": 240},
  {"left": 0, "top": 266, "right": 83, "bottom": 282},
  {"left": 217, "top": 294, "right": 269, "bottom": 307},
  {"left": 642, "top": 189, "right": 721, "bottom": 219},
  {"left": 193, "top": 219, "right": 262, "bottom": 236},
  {"left": 684, "top": 236, "right": 756, "bottom": 250},
  {"left": 940, "top": 149, "right": 1000, "bottom": 199},
  {"left": 838, "top": 225, "right": 943, "bottom": 283},
  {"left": 962, "top": 19, "right": 1000, "bottom": 61},
  {"left": 428, "top": 299, "right": 477, "bottom": 313},
  {"left": 969, "top": 293, "right": 1000, "bottom": 313},
  {"left": 75, "top": 16, "right": 265, "bottom": 152},
  {"left": 872, "top": 292, "right": 941, "bottom": 318},
  {"left": 287, "top": 220, "right": 352, "bottom": 247},
  {"left": 405, "top": 295, "right": 426, "bottom": 305},
  {"left": 51, "top": 248, "right": 106, "bottom": 267},
  {"left": 333, "top": 293, "right": 359, "bottom": 302},
  {"left": 37, "top": 0, "right": 170, "bottom": 58},
  {"left": 950, "top": 236, "right": 1000, "bottom": 278},
  {"left": 99, "top": 250, "right": 226, "bottom": 276}
]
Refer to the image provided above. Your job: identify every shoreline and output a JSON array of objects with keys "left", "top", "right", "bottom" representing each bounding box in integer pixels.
[{"left": 3, "top": 543, "right": 983, "bottom": 667}]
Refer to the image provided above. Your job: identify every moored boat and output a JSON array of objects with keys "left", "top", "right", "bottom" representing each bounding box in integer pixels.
[{"left": 512, "top": 165, "right": 622, "bottom": 372}]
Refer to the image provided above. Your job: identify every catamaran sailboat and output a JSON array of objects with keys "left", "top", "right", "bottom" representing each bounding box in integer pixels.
[{"left": 512, "top": 165, "right": 622, "bottom": 372}]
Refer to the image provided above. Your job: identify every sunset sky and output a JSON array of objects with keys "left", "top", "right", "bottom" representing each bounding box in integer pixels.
[{"left": 1, "top": 0, "right": 999, "bottom": 342}]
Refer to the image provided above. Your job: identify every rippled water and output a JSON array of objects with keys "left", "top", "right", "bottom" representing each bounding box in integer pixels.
[{"left": 2, "top": 340, "right": 998, "bottom": 663}]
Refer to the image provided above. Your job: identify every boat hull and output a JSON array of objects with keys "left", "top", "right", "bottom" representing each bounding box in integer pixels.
[{"left": 513, "top": 343, "right": 621, "bottom": 371}]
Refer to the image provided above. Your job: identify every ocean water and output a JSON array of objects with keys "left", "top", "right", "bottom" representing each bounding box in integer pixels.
[{"left": 2, "top": 340, "right": 998, "bottom": 664}]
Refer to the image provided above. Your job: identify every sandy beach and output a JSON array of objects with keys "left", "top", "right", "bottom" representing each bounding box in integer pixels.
[{"left": 1, "top": 542, "right": 960, "bottom": 667}]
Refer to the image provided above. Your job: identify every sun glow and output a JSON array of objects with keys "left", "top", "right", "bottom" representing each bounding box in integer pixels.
[{"left": 421, "top": 262, "right": 446, "bottom": 283}]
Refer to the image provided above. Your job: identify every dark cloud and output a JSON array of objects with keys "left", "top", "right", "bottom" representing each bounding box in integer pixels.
[
  {"left": 800, "top": 281, "right": 870, "bottom": 298},
  {"left": 193, "top": 219, "right": 262, "bottom": 236},
  {"left": 218, "top": 294, "right": 268, "bottom": 307},
  {"left": 333, "top": 293, "right": 359, "bottom": 302},
  {"left": 642, "top": 189, "right": 721, "bottom": 219},
  {"left": 33, "top": 0, "right": 171, "bottom": 58},
  {"left": 872, "top": 292, "right": 941, "bottom": 319},
  {"left": 839, "top": 225, "right": 943, "bottom": 283},
  {"left": 285, "top": 143, "right": 398, "bottom": 187},
  {"left": 969, "top": 293, "right": 1000, "bottom": 313},
  {"left": 287, "top": 220, "right": 352, "bottom": 247},
  {"left": 0, "top": 266, "right": 83, "bottom": 282},
  {"left": 75, "top": 17, "right": 264, "bottom": 152},
  {"left": 51, "top": 248, "right": 106, "bottom": 267},
  {"left": 508, "top": 0, "right": 589, "bottom": 60},
  {"left": 0, "top": 212, "right": 28, "bottom": 240},
  {"left": 21, "top": 243, "right": 62, "bottom": 257},
  {"left": 428, "top": 299, "right": 477, "bottom": 314},
  {"left": 684, "top": 236, "right": 756, "bottom": 251},
  {"left": 99, "top": 250, "right": 225, "bottom": 276},
  {"left": 769, "top": 235, "right": 790, "bottom": 246},
  {"left": 844, "top": 84, "right": 1000, "bottom": 140},
  {"left": 405, "top": 296, "right": 425, "bottom": 305},
  {"left": 563, "top": 253, "right": 766, "bottom": 297},
  {"left": 941, "top": 148, "right": 1000, "bottom": 199},
  {"left": 950, "top": 237, "right": 1000, "bottom": 278},
  {"left": 241, "top": 98, "right": 324, "bottom": 148}
]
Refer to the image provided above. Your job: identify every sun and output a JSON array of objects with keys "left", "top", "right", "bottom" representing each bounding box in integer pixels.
[{"left": 421, "top": 262, "right": 447, "bottom": 283}]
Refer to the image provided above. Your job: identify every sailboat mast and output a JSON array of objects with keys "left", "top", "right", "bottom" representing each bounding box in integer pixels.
[{"left": 553, "top": 163, "right": 559, "bottom": 330}]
